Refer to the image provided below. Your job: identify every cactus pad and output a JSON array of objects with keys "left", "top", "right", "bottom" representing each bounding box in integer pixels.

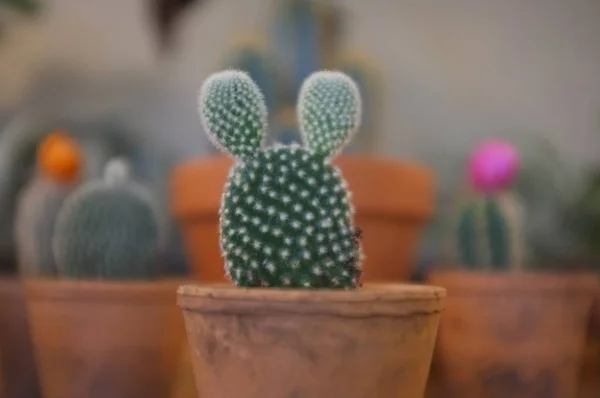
[
  {"left": 199, "top": 70, "right": 268, "bottom": 162},
  {"left": 199, "top": 70, "right": 363, "bottom": 288},
  {"left": 297, "top": 71, "right": 361, "bottom": 159},
  {"left": 53, "top": 158, "right": 162, "bottom": 279}
]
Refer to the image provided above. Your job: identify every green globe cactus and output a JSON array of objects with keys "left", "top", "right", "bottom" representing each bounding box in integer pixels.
[
  {"left": 199, "top": 69, "right": 363, "bottom": 288},
  {"left": 53, "top": 158, "right": 163, "bottom": 279}
]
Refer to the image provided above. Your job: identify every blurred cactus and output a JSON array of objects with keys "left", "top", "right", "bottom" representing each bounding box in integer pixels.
[
  {"left": 271, "top": 0, "right": 322, "bottom": 96},
  {"left": 455, "top": 140, "right": 527, "bottom": 270},
  {"left": 457, "top": 194, "right": 526, "bottom": 270},
  {"left": 0, "top": 114, "right": 191, "bottom": 276},
  {"left": 567, "top": 119, "right": 600, "bottom": 266},
  {"left": 53, "top": 158, "right": 162, "bottom": 279},
  {"left": 571, "top": 171, "right": 600, "bottom": 266},
  {"left": 507, "top": 133, "right": 584, "bottom": 265},
  {"left": 15, "top": 132, "right": 82, "bottom": 276},
  {"left": 222, "top": 0, "right": 381, "bottom": 152}
]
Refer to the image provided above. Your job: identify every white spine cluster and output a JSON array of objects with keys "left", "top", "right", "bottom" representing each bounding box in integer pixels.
[
  {"left": 298, "top": 71, "right": 362, "bottom": 159},
  {"left": 199, "top": 70, "right": 268, "bottom": 161}
]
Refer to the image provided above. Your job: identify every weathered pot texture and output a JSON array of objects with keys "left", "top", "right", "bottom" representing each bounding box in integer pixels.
[
  {"left": 171, "top": 155, "right": 434, "bottom": 283},
  {"left": 428, "top": 271, "right": 597, "bottom": 398},
  {"left": 25, "top": 279, "right": 185, "bottom": 398},
  {"left": 0, "top": 277, "right": 41, "bottom": 398},
  {"left": 178, "top": 283, "right": 445, "bottom": 398},
  {"left": 578, "top": 277, "right": 600, "bottom": 398}
]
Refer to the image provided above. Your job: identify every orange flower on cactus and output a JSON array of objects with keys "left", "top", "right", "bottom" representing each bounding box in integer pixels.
[{"left": 38, "top": 130, "right": 82, "bottom": 183}]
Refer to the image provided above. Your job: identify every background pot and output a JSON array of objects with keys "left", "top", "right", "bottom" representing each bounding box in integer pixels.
[
  {"left": 428, "top": 271, "right": 597, "bottom": 398},
  {"left": 171, "top": 155, "right": 434, "bottom": 283},
  {"left": 25, "top": 279, "right": 185, "bottom": 398},
  {"left": 579, "top": 277, "right": 600, "bottom": 398},
  {"left": 0, "top": 277, "right": 42, "bottom": 398},
  {"left": 178, "top": 283, "right": 445, "bottom": 398}
]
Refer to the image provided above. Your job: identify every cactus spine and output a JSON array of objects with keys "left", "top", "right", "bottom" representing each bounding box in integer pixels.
[
  {"left": 53, "top": 158, "right": 162, "bottom": 279},
  {"left": 199, "top": 69, "right": 363, "bottom": 288},
  {"left": 456, "top": 140, "right": 526, "bottom": 270}
]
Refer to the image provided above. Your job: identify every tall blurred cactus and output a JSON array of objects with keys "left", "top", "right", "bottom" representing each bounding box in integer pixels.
[
  {"left": 454, "top": 140, "right": 528, "bottom": 270},
  {"left": 15, "top": 131, "right": 82, "bottom": 277},
  {"left": 222, "top": 0, "right": 381, "bottom": 151}
]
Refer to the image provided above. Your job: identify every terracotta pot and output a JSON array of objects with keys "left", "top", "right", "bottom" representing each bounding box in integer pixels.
[
  {"left": 578, "top": 337, "right": 600, "bottom": 398},
  {"left": 171, "top": 155, "right": 434, "bottom": 283},
  {"left": 170, "top": 344, "right": 196, "bottom": 398},
  {"left": 428, "top": 271, "right": 597, "bottom": 398},
  {"left": 578, "top": 277, "right": 600, "bottom": 398},
  {"left": 0, "top": 277, "right": 42, "bottom": 398},
  {"left": 25, "top": 279, "right": 186, "bottom": 398},
  {"left": 178, "top": 283, "right": 445, "bottom": 398}
]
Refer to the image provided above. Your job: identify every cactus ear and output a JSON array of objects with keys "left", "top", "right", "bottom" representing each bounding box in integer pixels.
[
  {"left": 297, "top": 71, "right": 361, "bottom": 159},
  {"left": 199, "top": 70, "right": 268, "bottom": 161}
]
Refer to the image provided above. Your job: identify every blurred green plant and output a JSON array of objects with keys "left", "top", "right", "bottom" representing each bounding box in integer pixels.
[
  {"left": 510, "top": 134, "right": 585, "bottom": 268},
  {"left": 221, "top": 0, "right": 382, "bottom": 153},
  {"left": 1, "top": 0, "right": 39, "bottom": 14},
  {"left": 426, "top": 133, "right": 586, "bottom": 271},
  {"left": 0, "top": 0, "right": 41, "bottom": 37}
]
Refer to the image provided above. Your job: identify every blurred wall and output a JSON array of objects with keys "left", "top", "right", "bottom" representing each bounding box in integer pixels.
[{"left": 1, "top": 0, "right": 600, "bottom": 166}]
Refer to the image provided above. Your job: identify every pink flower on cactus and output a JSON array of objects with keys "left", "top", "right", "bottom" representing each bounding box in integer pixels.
[{"left": 468, "top": 140, "right": 520, "bottom": 194}]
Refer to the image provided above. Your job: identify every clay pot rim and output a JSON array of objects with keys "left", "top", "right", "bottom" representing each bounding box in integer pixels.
[
  {"left": 178, "top": 283, "right": 446, "bottom": 317},
  {"left": 23, "top": 277, "right": 188, "bottom": 303},
  {"left": 428, "top": 269, "right": 600, "bottom": 294}
]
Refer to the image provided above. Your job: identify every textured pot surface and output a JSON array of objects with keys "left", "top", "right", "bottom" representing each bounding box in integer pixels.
[
  {"left": 428, "top": 271, "right": 597, "bottom": 398},
  {"left": 0, "top": 277, "right": 41, "bottom": 398},
  {"left": 25, "top": 279, "right": 186, "bottom": 398},
  {"left": 171, "top": 155, "right": 434, "bottom": 283},
  {"left": 178, "top": 283, "right": 445, "bottom": 398},
  {"left": 579, "top": 275, "right": 600, "bottom": 398}
]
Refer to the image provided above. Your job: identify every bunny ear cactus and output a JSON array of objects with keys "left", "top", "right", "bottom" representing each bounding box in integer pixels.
[
  {"left": 199, "top": 69, "right": 363, "bottom": 288},
  {"left": 53, "top": 158, "right": 163, "bottom": 279},
  {"left": 456, "top": 140, "right": 527, "bottom": 270}
]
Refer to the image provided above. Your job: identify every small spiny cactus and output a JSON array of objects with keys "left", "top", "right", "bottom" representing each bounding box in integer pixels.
[
  {"left": 53, "top": 158, "right": 163, "bottom": 279},
  {"left": 199, "top": 69, "right": 363, "bottom": 288},
  {"left": 456, "top": 140, "right": 527, "bottom": 270}
]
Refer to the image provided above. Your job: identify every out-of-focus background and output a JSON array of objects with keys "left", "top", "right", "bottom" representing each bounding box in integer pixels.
[
  {"left": 1, "top": 1, "right": 600, "bottom": 397},
  {"left": 3, "top": 0, "right": 600, "bottom": 266},
  {"left": 3, "top": 0, "right": 600, "bottom": 159}
]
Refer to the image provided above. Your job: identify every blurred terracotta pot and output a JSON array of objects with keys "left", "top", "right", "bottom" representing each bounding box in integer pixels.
[
  {"left": 578, "top": 278, "right": 600, "bottom": 398},
  {"left": 25, "top": 279, "right": 186, "bottom": 398},
  {"left": 171, "top": 155, "right": 434, "bottom": 282},
  {"left": 428, "top": 271, "right": 597, "bottom": 398},
  {"left": 178, "top": 283, "right": 445, "bottom": 398},
  {"left": 0, "top": 277, "right": 42, "bottom": 398}
]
